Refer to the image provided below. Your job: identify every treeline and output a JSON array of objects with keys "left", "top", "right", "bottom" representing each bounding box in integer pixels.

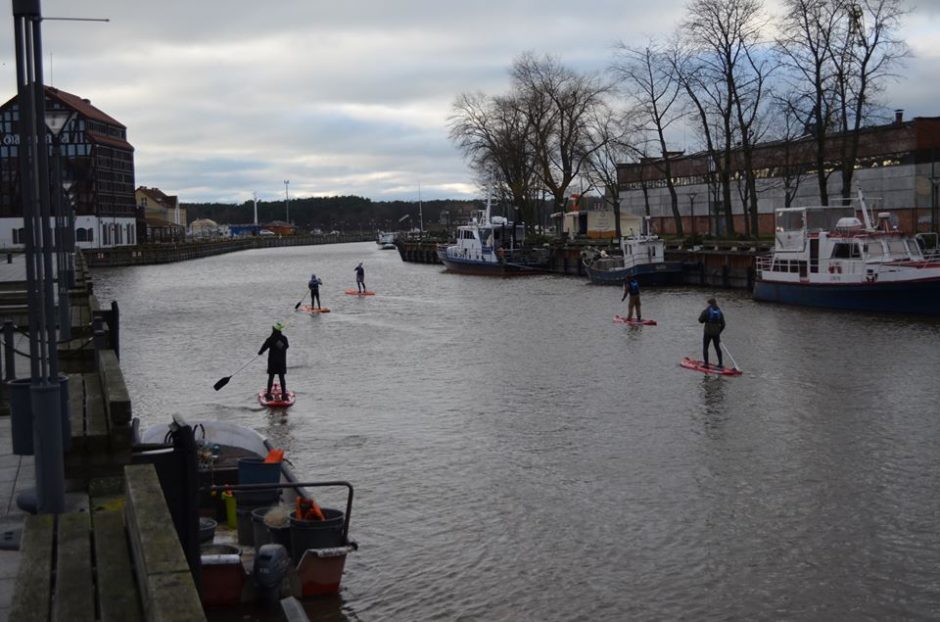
[{"left": 183, "top": 195, "right": 484, "bottom": 231}]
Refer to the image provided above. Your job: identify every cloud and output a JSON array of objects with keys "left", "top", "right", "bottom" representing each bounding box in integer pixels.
[{"left": 0, "top": 0, "right": 934, "bottom": 203}]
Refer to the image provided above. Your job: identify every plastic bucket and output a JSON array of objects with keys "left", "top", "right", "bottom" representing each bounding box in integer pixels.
[
  {"left": 238, "top": 457, "right": 281, "bottom": 484},
  {"left": 252, "top": 506, "right": 274, "bottom": 547},
  {"left": 288, "top": 508, "right": 344, "bottom": 564},
  {"left": 7, "top": 375, "right": 71, "bottom": 456}
]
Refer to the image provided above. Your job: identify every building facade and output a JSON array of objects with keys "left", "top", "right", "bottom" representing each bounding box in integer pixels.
[
  {"left": 616, "top": 115, "right": 940, "bottom": 237},
  {"left": 136, "top": 186, "right": 186, "bottom": 243},
  {"left": 0, "top": 86, "right": 136, "bottom": 249}
]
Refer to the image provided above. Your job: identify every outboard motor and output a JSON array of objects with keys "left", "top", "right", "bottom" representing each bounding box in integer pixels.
[{"left": 253, "top": 543, "right": 292, "bottom": 605}]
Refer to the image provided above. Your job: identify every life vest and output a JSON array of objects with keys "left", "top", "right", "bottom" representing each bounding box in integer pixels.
[
  {"left": 628, "top": 279, "right": 640, "bottom": 295},
  {"left": 707, "top": 307, "right": 722, "bottom": 322},
  {"left": 295, "top": 497, "right": 326, "bottom": 521},
  {"left": 263, "top": 448, "right": 284, "bottom": 463}
]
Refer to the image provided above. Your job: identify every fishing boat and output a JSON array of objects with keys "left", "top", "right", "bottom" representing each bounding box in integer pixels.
[
  {"left": 436, "top": 198, "right": 550, "bottom": 276},
  {"left": 134, "top": 416, "right": 356, "bottom": 609},
  {"left": 376, "top": 231, "right": 397, "bottom": 250},
  {"left": 753, "top": 188, "right": 940, "bottom": 314},
  {"left": 582, "top": 218, "right": 683, "bottom": 285}
]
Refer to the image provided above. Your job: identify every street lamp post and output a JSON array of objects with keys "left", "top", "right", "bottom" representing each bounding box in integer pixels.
[
  {"left": 688, "top": 192, "right": 697, "bottom": 237},
  {"left": 284, "top": 180, "right": 290, "bottom": 224},
  {"left": 45, "top": 109, "right": 74, "bottom": 340}
]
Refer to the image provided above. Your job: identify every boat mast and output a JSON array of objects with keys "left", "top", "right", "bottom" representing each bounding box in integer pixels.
[
  {"left": 418, "top": 184, "right": 424, "bottom": 232},
  {"left": 856, "top": 186, "right": 875, "bottom": 232}
]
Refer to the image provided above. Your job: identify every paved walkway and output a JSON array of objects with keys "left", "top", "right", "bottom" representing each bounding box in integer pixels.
[{"left": 0, "top": 253, "right": 36, "bottom": 621}]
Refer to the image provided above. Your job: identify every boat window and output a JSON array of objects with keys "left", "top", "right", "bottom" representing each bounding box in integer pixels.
[
  {"left": 776, "top": 210, "right": 805, "bottom": 232},
  {"left": 806, "top": 207, "right": 855, "bottom": 232},
  {"left": 864, "top": 241, "right": 884, "bottom": 259},
  {"left": 831, "top": 243, "right": 861, "bottom": 259},
  {"left": 886, "top": 238, "right": 908, "bottom": 258},
  {"left": 906, "top": 239, "right": 924, "bottom": 260}
]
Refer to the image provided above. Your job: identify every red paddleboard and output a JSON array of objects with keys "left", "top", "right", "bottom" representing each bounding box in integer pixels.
[
  {"left": 614, "top": 315, "right": 657, "bottom": 326},
  {"left": 680, "top": 357, "right": 742, "bottom": 376},
  {"left": 345, "top": 289, "right": 375, "bottom": 296},
  {"left": 258, "top": 384, "right": 295, "bottom": 407},
  {"left": 297, "top": 305, "right": 331, "bottom": 314}
]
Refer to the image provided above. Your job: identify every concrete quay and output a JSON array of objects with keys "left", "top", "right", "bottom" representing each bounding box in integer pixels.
[{"left": 0, "top": 252, "right": 205, "bottom": 622}]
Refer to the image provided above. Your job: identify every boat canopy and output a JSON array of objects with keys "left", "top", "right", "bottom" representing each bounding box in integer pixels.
[{"left": 775, "top": 206, "right": 856, "bottom": 232}]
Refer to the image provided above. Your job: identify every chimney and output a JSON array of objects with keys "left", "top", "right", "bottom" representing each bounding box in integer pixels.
[{"left": 895, "top": 109, "right": 904, "bottom": 126}]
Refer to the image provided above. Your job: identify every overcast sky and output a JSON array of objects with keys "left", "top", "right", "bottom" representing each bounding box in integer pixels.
[{"left": 0, "top": 0, "right": 936, "bottom": 204}]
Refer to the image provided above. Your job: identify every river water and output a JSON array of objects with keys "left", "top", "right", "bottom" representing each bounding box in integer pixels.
[{"left": 91, "top": 241, "right": 940, "bottom": 621}]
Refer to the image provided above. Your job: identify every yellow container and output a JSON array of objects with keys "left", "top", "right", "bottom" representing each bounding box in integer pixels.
[{"left": 222, "top": 491, "right": 237, "bottom": 528}]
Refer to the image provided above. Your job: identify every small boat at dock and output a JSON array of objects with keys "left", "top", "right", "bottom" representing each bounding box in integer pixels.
[
  {"left": 376, "top": 231, "right": 397, "bottom": 249},
  {"left": 134, "top": 417, "right": 356, "bottom": 609},
  {"left": 582, "top": 218, "right": 683, "bottom": 285},
  {"left": 436, "top": 198, "right": 550, "bottom": 276},
  {"left": 753, "top": 188, "right": 940, "bottom": 314}
]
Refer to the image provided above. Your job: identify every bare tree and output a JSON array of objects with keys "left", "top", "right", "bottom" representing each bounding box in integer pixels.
[
  {"left": 449, "top": 91, "right": 538, "bottom": 223},
  {"left": 831, "top": 0, "right": 909, "bottom": 199},
  {"left": 680, "top": 0, "right": 771, "bottom": 238},
  {"left": 511, "top": 53, "right": 612, "bottom": 220},
  {"left": 777, "top": 0, "right": 907, "bottom": 204},
  {"left": 582, "top": 105, "right": 642, "bottom": 239},
  {"left": 611, "top": 42, "right": 686, "bottom": 236}
]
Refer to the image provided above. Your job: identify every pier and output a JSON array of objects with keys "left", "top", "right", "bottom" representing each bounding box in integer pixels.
[
  {"left": 396, "top": 236, "right": 771, "bottom": 289},
  {"left": 0, "top": 252, "right": 205, "bottom": 622}
]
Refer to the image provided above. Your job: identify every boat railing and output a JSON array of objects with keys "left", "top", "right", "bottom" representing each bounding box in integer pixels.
[{"left": 208, "top": 481, "right": 356, "bottom": 546}]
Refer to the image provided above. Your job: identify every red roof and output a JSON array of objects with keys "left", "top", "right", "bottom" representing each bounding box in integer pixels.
[{"left": 45, "top": 86, "right": 125, "bottom": 128}]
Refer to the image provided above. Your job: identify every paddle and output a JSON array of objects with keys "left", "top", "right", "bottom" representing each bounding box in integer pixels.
[
  {"left": 721, "top": 342, "right": 741, "bottom": 371},
  {"left": 213, "top": 352, "right": 262, "bottom": 391},
  {"left": 294, "top": 290, "right": 309, "bottom": 310}
]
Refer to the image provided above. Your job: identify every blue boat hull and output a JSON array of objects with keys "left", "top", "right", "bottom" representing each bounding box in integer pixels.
[
  {"left": 753, "top": 278, "right": 940, "bottom": 315},
  {"left": 585, "top": 261, "right": 683, "bottom": 285}
]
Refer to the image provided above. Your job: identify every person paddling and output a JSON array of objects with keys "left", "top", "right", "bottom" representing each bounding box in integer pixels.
[
  {"left": 259, "top": 322, "right": 289, "bottom": 401},
  {"left": 621, "top": 276, "right": 641, "bottom": 321},
  {"left": 698, "top": 297, "right": 725, "bottom": 368},
  {"left": 355, "top": 262, "right": 366, "bottom": 293},
  {"left": 308, "top": 273, "right": 323, "bottom": 309}
]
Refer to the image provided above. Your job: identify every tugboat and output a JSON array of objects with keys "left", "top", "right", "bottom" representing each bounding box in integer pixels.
[
  {"left": 582, "top": 217, "right": 683, "bottom": 285},
  {"left": 436, "top": 198, "right": 549, "bottom": 276},
  {"left": 753, "top": 188, "right": 940, "bottom": 314}
]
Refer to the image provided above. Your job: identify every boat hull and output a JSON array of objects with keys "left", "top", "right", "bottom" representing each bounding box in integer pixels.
[
  {"left": 437, "top": 249, "right": 549, "bottom": 276},
  {"left": 753, "top": 277, "right": 940, "bottom": 315},
  {"left": 584, "top": 261, "right": 683, "bottom": 285}
]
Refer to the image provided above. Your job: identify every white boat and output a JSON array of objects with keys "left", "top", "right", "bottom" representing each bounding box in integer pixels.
[
  {"left": 582, "top": 217, "right": 683, "bottom": 285},
  {"left": 376, "top": 231, "right": 397, "bottom": 249},
  {"left": 436, "top": 198, "right": 549, "bottom": 276},
  {"left": 753, "top": 188, "right": 940, "bottom": 314}
]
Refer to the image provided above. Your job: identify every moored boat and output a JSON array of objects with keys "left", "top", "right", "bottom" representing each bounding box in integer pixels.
[
  {"left": 436, "top": 198, "right": 549, "bottom": 276},
  {"left": 134, "top": 417, "right": 356, "bottom": 609},
  {"left": 376, "top": 231, "right": 397, "bottom": 249},
  {"left": 582, "top": 218, "right": 683, "bottom": 285},
  {"left": 753, "top": 188, "right": 940, "bottom": 314}
]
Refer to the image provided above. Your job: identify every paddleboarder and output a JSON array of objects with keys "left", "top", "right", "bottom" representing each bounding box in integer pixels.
[
  {"left": 355, "top": 262, "right": 366, "bottom": 293},
  {"left": 308, "top": 273, "right": 323, "bottom": 309},
  {"left": 621, "top": 276, "right": 641, "bottom": 321},
  {"left": 259, "top": 322, "right": 289, "bottom": 401},
  {"left": 698, "top": 297, "right": 725, "bottom": 368}
]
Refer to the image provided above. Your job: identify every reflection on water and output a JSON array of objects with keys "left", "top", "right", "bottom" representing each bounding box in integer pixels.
[{"left": 94, "top": 242, "right": 940, "bottom": 621}]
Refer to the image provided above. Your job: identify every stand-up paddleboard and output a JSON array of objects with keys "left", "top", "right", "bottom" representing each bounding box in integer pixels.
[
  {"left": 258, "top": 384, "right": 295, "bottom": 407},
  {"left": 345, "top": 289, "right": 375, "bottom": 296},
  {"left": 297, "top": 305, "right": 331, "bottom": 314},
  {"left": 680, "top": 357, "right": 742, "bottom": 376},
  {"left": 614, "top": 315, "right": 657, "bottom": 326}
]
